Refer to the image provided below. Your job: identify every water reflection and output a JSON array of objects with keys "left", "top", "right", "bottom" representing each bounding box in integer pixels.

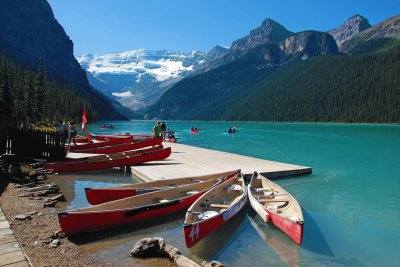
[
  {"left": 248, "top": 209, "right": 301, "bottom": 267},
  {"left": 186, "top": 208, "right": 247, "bottom": 260}
]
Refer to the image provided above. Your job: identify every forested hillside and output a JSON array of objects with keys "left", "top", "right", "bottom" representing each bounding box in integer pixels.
[
  {"left": 0, "top": 54, "right": 97, "bottom": 125},
  {"left": 186, "top": 41, "right": 400, "bottom": 123}
]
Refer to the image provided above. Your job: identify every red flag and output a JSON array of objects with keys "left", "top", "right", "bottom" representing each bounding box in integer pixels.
[{"left": 82, "top": 107, "right": 87, "bottom": 132}]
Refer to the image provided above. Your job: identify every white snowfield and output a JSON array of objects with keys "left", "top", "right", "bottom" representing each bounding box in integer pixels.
[{"left": 77, "top": 49, "right": 203, "bottom": 82}]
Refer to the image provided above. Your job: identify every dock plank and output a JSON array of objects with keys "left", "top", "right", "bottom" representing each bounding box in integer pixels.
[
  {"left": 0, "top": 236, "right": 17, "bottom": 245},
  {"left": 0, "top": 250, "right": 26, "bottom": 266},
  {"left": 131, "top": 143, "right": 311, "bottom": 181},
  {"left": 0, "top": 242, "right": 21, "bottom": 255},
  {"left": 0, "top": 208, "right": 30, "bottom": 267}
]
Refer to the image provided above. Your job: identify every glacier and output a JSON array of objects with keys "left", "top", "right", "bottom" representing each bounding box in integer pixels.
[{"left": 77, "top": 49, "right": 206, "bottom": 111}]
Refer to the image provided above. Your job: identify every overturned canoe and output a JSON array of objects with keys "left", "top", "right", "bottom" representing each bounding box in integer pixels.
[
  {"left": 183, "top": 175, "right": 247, "bottom": 248},
  {"left": 70, "top": 137, "right": 163, "bottom": 154},
  {"left": 44, "top": 146, "right": 170, "bottom": 172},
  {"left": 85, "top": 170, "right": 241, "bottom": 205},
  {"left": 248, "top": 172, "right": 304, "bottom": 245},
  {"left": 58, "top": 170, "right": 239, "bottom": 235}
]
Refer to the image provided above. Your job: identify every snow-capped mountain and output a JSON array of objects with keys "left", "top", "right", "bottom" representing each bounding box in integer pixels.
[{"left": 77, "top": 49, "right": 206, "bottom": 110}]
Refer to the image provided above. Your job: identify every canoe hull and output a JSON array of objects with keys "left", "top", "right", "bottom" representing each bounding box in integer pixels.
[
  {"left": 183, "top": 176, "right": 247, "bottom": 248},
  {"left": 44, "top": 147, "right": 171, "bottom": 172},
  {"left": 58, "top": 193, "right": 199, "bottom": 235},
  {"left": 84, "top": 188, "right": 153, "bottom": 205},
  {"left": 249, "top": 192, "right": 303, "bottom": 244},
  {"left": 248, "top": 172, "right": 304, "bottom": 245},
  {"left": 184, "top": 194, "right": 246, "bottom": 248},
  {"left": 85, "top": 170, "right": 241, "bottom": 205},
  {"left": 73, "top": 137, "right": 163, "bottom": 154},
  {"left": 69, "top": 135, "right": 133, "bottom": 151},
  {"left": 58, "top": 172, "right": 238, "bottom": 235}
]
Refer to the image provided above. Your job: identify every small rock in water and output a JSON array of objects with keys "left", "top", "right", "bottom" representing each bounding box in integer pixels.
[
  {"left": 130, "top": 237, "right": 166, "bottom": 257},
  {"left": 14, "top": 214, "right": 32, "bottom": 221}
]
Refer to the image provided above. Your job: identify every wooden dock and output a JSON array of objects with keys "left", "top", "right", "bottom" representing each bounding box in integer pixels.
[
  {"left": 131, "top": 143, "right": 311, "bottom": 182},
  {"left": 0, "top": 207, "right": 30, "bottom": 267}
]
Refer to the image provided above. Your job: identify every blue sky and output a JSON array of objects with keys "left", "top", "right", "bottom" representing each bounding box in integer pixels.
[{"left": 47, "top": 0, "right": 399, "bottom": 56}]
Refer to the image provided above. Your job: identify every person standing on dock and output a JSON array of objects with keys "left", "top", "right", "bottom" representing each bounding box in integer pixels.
[
  {"left": 68, "top": 121, "right": 77, "bottom": 145},
  {"left": 152, "top": 121, "right": 162, "bottom": 139},
  {"left": 60, "top": 121, "right": 68, "bottom": 142},
  {"left": 161, "top": 121, "right": 167, "bottom": 141}
]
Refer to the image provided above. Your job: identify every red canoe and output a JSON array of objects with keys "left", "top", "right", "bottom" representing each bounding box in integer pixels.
[
  {"left": 183, "top": 175, "right": 247, "bottom": 248},
  {"left": 69, "top": 135, "right": 133, "bottom": 151},
  {"left": 85, "top": 170, "right": 241, "bottom": 205},
  {"left": 94, "top": 134, "right": 151, "bottom": 142},
  {"left": 58, "top": 171, "right": 239, "bottom": 235},
  {"left": 44, "top": 146, "right": 170, "bottom": 172},
  {"left": 75, "top": 133, "right": 151, "bottom": 144},
  {"left": 70, "top": 137, "right": 163, "bottom": 154},
  {"left": 248, "top": 172, "right": 304, "bottom": 245}
]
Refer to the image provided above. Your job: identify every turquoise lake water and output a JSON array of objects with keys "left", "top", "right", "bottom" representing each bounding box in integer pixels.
[{"left": 62, "top": 121, "right": 400, "bottom": 266}]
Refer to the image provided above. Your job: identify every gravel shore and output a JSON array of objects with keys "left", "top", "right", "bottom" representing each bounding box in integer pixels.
[{"left": 0, "top": 178, "right": 176, "bottom": 267}]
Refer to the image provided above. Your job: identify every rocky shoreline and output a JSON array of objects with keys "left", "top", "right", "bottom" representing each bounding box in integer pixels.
[
  {"left": 0, "top": 177, "right": 113, "bottom": 266},
  {"left": 0, "top": 165, "right": 225, "bottom": 267}
]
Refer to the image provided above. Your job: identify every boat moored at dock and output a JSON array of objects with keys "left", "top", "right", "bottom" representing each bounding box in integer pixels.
[{"left": 248, "top": 172, "right": 304, "bottom": 245}]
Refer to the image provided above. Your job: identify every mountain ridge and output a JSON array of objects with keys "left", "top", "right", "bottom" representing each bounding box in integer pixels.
[{"left": 0, "top": 0, "right": 127, "bottom": 120}]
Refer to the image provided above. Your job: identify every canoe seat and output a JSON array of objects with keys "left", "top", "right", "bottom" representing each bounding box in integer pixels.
[
  {"left": 198, "top": 210, "right": 219, "bottom": 220},
  {"left": 256, "top": 191, "right": 275, "bottom": 199},
  {"left": 209, "top": 204, "right": 230, "bottom": 209},
  {"left": 256, "top": 188, "right": 273, "bottom": 192},
  {"left": 263, "top": 199, "right": 290, "bottom": 209},
  {"left": 227, "top": 184, "right": 242, "bottom": 191},
  {"left": 267, "top": 204, "right": 278, "bottom": 211},
  {"left": 186, "top": 190, "right": 199, "bottom": 195}
]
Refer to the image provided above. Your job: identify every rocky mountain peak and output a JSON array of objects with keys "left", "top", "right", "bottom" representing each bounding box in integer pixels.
[
  {"left": 199, "top": 18, "right": 294, "bottom": 69},
  {"left": 280, "top": 31, "right": 339, "bottom": 60},
  {"left": 328, "top": 14, "right": 371, "bottom": 48},
  {"left": 231, "top": 18, "right": 293, "bottom": 53},
  {"left": 340, "top": 14, "right": 400, "bottom": 54}
]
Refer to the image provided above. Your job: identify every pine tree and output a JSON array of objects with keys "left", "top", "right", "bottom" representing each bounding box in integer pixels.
[
  {"left": 0, "top": 55, "right": 13, "bottom": 116},
  {"left": 33, "top": 59, "right": 46, "bottom": 121}
]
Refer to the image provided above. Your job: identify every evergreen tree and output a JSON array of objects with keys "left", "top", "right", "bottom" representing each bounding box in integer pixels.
[
  {"left": 0, "top": 55, "right": 12, "bottom": 115},
  {"left": 33, "top": 59, "right": 46, "bottom": 121}
]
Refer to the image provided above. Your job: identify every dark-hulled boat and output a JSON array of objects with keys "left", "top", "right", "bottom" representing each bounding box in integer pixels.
[
  {"left": 183, "top": 175, "right": 247, "bottom": 248},
  {"left": 248, "top": 172, "right": 304, "bottom": 245},
  {"left": 44, "top": 146, "right": 170, "bottom": 172},
  {"left": 85, "top": 170, "right": 240, "bottom": 205},
  {"left": 58, "top": 170, "right": 240, "bottom": 235}
]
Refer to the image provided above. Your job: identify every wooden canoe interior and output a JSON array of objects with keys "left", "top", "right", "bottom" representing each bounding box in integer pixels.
[
  {"left": 249, "top": 174, "right": 303, "bottom": 222},
  {"left": 91, "top": 170, "right": 239, "bottom": 190},
  {"left": 184, "top": 176, "right": 245, "bottom": 224},
  {"left": 69, "top": 178, "right": 224, "bottom": 212}
]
